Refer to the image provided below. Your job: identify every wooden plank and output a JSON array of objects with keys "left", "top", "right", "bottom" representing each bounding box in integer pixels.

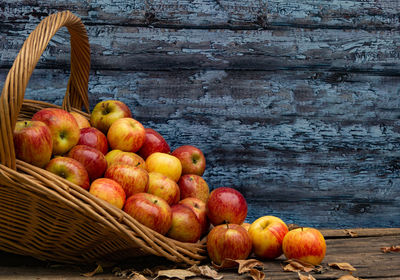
[
  {"left": 320, "top": 228, "right": 400, "bottom": 238},
  {"left": 1, "top": 0, "right": 399, "bottom": 29},
  {"left": 2, "top": 23, "right": 400, "bottom": 73},
  {"left": 1, "top": 68, "right": 400, "bottom": 229}
]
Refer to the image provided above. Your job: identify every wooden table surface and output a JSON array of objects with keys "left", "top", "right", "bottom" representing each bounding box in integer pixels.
[{"left": 0, "top": 228, "right": 399, "bottom": 280}]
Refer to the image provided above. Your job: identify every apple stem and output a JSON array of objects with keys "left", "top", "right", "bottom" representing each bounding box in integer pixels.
[{"left": 225, "top": 220, "right": 229, "bottom": 229}]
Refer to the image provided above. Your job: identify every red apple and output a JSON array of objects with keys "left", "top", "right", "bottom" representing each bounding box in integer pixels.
[
  {"left": 137, "top": 128, "right": 170, "bottom": 159},
  {"left": 13, "top": 120, "right": 53, "bottom": 167},
  {"left": 179, "top": 197, "right": 210, "bottom": 236},
  {"left": 78, "top": 127, "right": 108, "bottom": 155},
  {"left": 248, "top": 216, "right": 289, "bottom": 259},
  {"left": 178, "top": 174, "right": 209, "bottom": 203},
  {"left": 206, "top": 187, "right": 248, "bottom": 226},
  {"left": 147, "top": 172, "right": 180, "bottom": 206},
  {"left": 67, "top": 145, "right": 107, "bottom": 181},
  {"left": 282, "top": 227, "right": 326, "bottom": 265},
  {"left": 107, "top": 151, "right": 146, "bottom": 169},
  {"left": 207, "top": 223, "right": 252, "bottom": 266},
  {"left": 145, "top": 152, "right": 182, "bottom": 182},
  {"left": 89, "top": 178, "right": 126, "bottom": 209},
  {"left": 171, "top": 145, "right": 206, "bottom": 176},
  {"left": 90, "top": 100, "right": 132, "bottom": 134},
  {"left": 107, "top": 118, "right": 145, "bottom": 153},
  {"left": 45, "top": 157, "right": 90, "bottom": 190},
  {"left": 123, "top": 193, "right": 172, "bottom": 235},
  {"left": 167, "top": 204, "right": 202, "bottom": 243},
  {"left": 105, "top": 164, "right": 149, "bottom": 197},
  {"left": 32, "top": 108, "right": 80, "bottom": 155},
  {"left": 241, "top": 222, "right": 251, "bottom": 231},
  {"left": 70, "top": 111, "right": 91, "bottom": 129}
]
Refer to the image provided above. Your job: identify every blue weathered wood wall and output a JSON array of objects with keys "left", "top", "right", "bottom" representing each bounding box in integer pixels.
[{"left": 1, "top": 0, "right": 400, "bottom": 228}]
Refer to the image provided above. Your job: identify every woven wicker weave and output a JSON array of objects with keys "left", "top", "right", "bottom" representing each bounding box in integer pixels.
[{"left": 0, "top": 11, "right": 206, "bottom": 265}]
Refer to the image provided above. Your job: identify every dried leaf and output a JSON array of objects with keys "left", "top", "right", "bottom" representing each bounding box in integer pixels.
[
  {"left": 343, "top": 229, "right": 358, "bottom": 237},
  {"left": 188, "top": 264, "right": 223, "bottom": 280},
  {"left": 283, "top": 259, "right": 316, "bottom": 273},
  {"left": 337, "top": 275, "right": 364, "bottom": 280},
  {"left": 381, "top": 245, "right": 400, "bottom": 253},
  {"left": 82, "top": 264, "right": 103, "bottom": 277},
  {"left": 298, "top": 272, "right": 316, "bottom": 280},
  {"left": 328, "top": 263, "right": 356, "bottom": 271},
  {"left": 235, "top": 259, "right": 264, "bottom": 274},
  {"left": 212, "top": 259, "right": 264, "bottom": 280},
  {"left": 249, "top": 268, "right": 265, "bottom": 280},
  {"left": 154, "top": 269, "right": 196, "bottom": 280},
  {"left": 128, "top": 272, "right": 148, "bottom": 280}
]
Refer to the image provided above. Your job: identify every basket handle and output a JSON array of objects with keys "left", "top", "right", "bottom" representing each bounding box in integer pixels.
[{"left": 0, "top": 11, "right": 90, "bottom": 170}]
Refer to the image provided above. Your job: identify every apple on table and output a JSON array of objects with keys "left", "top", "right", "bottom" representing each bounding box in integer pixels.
[
  {"left": 171, "top": 145, "right": 206, "bottom": 176},
  {"left": 90, "top": 100, "right": 132, "bottom": 134}
]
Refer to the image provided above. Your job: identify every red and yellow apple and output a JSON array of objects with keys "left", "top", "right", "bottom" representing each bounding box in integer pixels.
[
  {"left": 178, "top": 174, "right": 209, "bottom": 203},
  {"left": 171, "top": 145, "right": 206, "bottom": 176},
  {"left": 32, "top": 108, "right": 80, "bottom": 155},
  {"left": 167, "top": 204, "right": 202, "bottom": 243},
  {"left": 105, "top": 164, "right": 149, "bottom": 197},
  {"left": 179, "top": 197, "right": 209, "bottom": 236},
  {"left": 67, "top": 145, "right": 108, "bottom": 181},
  {"left": 13, "top": 120, "right": 53, "bottom": 167},
  {"left": 147, "top": 172, "right": 180, "bottom": 205},
  {"left": 89, "top": 178, "right": 126, "bottom": 209},
  {"left": 45, "top": 157, "right": 90, "bottom": 190},
  {"left": 207, "top": 223, "right": 252, "bottom": 266},
  {"left": 107, "top": 118, "right": 145, "bottom": 153},
  {"left": 78, "top": 127, "right": 108, "bottom": 155},
  {"left": 248, "top": 216, "right": 289, "bottom": 259},
  {"left": 206, "top": 187, "right": 248, "bottom": 226},
  {"left": 105, "top": 149, "right": 122, "bottom": 166},
  {"left": 282, "top": 227, "right": 326, "bottom": 265},
  {"left": 123, "top": 193, "right": 172, "bottom": 235},
  {"left": 90, "top": 100, "right": 132, "bottom": 134},
  {"left": 241, "top": 222, "right": 251, "bottom": 231},
  {"left": 107, "top": 151, "right": 146, "bottom": 169},
  {"left": 145, "top": 152, "right": 182, "bottom": 182},
  {"left": 137, "top": 128, "right": 170, "bottom": 159},
  {"left": 70, "top": 111, "right": 91, "bottom": 129}
]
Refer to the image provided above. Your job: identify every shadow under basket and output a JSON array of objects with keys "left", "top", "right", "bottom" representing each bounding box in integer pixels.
[{"left": 0, "top": 11, "right": 206, "bottom": 265}]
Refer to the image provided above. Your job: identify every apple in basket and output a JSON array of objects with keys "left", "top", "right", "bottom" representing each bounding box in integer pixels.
[
  {"left": 45, "top": 157, "right": 90, "bottom": 190},
  {"left": 145, "top": 152, "right": 182, "bottom": 182},
  {"left": 105, "top": 164, "right": 149, "bottom": 197},
  {"left": 78, "top": 127, "right": 109, "bottom": 155},
  {"left": 178, "top": 174, "right": 209, "bottom": 203},
  {"left": 147, "top": 172, "right": 180, "bottom": 206},
  {"left": 89, "top": 178, "right": 126, "bottom": 209},
  {"left": 179, "top": 197, "right": 210, "bottom": 236},
  {"left": 90, "top": 100, "right": 132, "bottom": 134},
  {"left": 70, "top": 111, "right": 91, "bottom": 129},
  {"left": 171, "top": 145, "right": 206, "bottom": 176},
  {"left": 67, "top": 145, "right": 108, "bottom": 181},
  {"left": 137, "top": 128, "right": 171, "bottom": 159},
  {"left": 13, "top": 120, "right": 53, "bottom": 168},
  {"left": 123, "top": 193, "right": 172, "bottom": 235},
  {"left": 107, "top": 151, "right": 146, "bottom": 169},
  {"left": 167, "top": 204, "right": 202, "bottom": 243},
  {"left": 32, "top": 108, "right": 80, "bottom": 155},
  {"left": 107, "top": 118, "right": 146, "bottom": 153}
]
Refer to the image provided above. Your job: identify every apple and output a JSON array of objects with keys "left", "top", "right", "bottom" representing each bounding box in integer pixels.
[
  {"left": 241, "top": 222, "right": 251, "bottom": 231},
  {"left": 179, "top": 197, "right": 210, "bottom": 236},
  {"left": 105, "top": 149, "right": 122, "bottom": 166},
  {"left": 45, "top": 157, "right": 90, "bottom": 190},
  {"left": 107, "top": 118, "right": 146, "bottom": 153},
  {"left": 107, "top": 151, "right": 146, "bottom": 169},
  {"left": 70, "top": 111, "right": 91, "bottom": 129},
  {"left": 178, "top": 174, "right": 209, "bottom": 203},
  {"left": 171, "top": 145, "right": 206, "bottom": 176},
  {"left": 282, "top": 227, "right": 326, "bottom": 265},
  {"left": 90, "top": 100, "right": 132, "bottom": 134},
  {"left": 67, "top": 145, "right": 108, "bottom": 181},
  {"left": 137, "top": 128, "right": 170, "bottom": 159},
  {"left": 105, "top": 164, "right": 149, "bottom": 197},
  {"left": 89, "top": 178, "right": 126, "bottom": 209},
  {"left": 32, "top": 108, "right": 80, "bottom": 155},
  {"left": 207, "top": 223, "right": 252, "bottom": 266},
  {"left": 123, "top": 193, "right": 172, "bottom": 235},
  {"left": 167, "top": 204, "right": 202, "bottom": 243},
  {"left": 145, "top": 152, "right": 182, "bottom": 182},
  {"left": 248, "top": 216, "right": 289, "bottom": 259},
  {"left": 147, "top": 172, "right": 180, "bottom": 206},
  {"left": 13, "top": 120, "right": 53, "bottom": 168},
  {"left": 206, "top": 187, "right": 248, "bottom": 226},
  {"left": 78, "top": 127, "right": 108, "bottom": 155}
]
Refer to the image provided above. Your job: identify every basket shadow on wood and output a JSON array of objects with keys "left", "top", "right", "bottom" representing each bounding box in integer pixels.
[{"left": 0, "top": 11, "right": 206, "bottom": 265}]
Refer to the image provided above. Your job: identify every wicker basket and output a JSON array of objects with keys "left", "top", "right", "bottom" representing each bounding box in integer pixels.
[{"left": 0, "top": 11, "right": 206, "bottom": 265}]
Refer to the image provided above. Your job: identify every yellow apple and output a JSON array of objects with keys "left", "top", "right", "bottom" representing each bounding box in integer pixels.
[{"left": 145, "top": 152, "right": 182, "bottom": 182}]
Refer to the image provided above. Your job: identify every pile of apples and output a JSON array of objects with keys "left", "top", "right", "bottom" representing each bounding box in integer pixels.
[{"left": 13, "top": 99, "right": 327, "bottom": 265}]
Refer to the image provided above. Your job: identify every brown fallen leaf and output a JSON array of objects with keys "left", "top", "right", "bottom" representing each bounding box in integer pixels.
[
  {"left": 343, "top": 229, "right": 358, "bottom": 237},
  {"left": 298, "top": 272, "right": 316, "bottom": 280},
  {"left": 128, "top": 272, "right": 148, "bottom": 280},
  {"left": 328, "top": 262, "right": 356, "bottom": 271},
  {"left": 283, "top": 259, "right": 317, "bottom": 273},
  {"left": 188, "top": 264, "right": 223, "bottom": 280},
  {"left": 213, "top": 259, "right": 265, "bottom": 280},
  {"left": 381, "top": 245, "right": 400, "bottom": 253},
  {"left": 82, "top": 264, "right": 103, "bottom": 277},
  {"left": 154, "top": 269, "right": 196, "bottom": 279},
  {"left": 250, "top": 268, "right": 266, "bottom": 280}
]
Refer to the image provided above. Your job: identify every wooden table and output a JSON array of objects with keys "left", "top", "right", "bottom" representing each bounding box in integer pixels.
[{"left": 0, "top": 228, "right": 398, "bottom": 279}]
